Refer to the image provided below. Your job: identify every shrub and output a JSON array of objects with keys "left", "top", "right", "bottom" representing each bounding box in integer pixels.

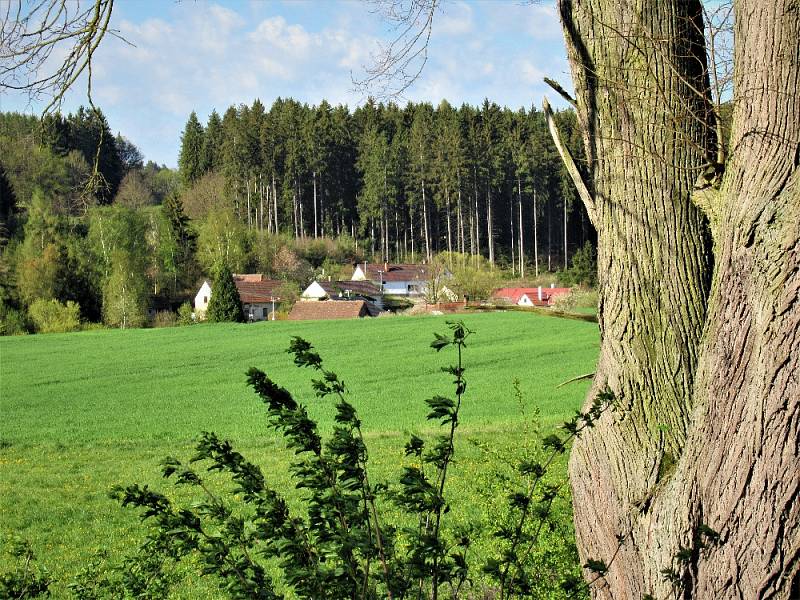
[
  {"left": 177, "top": 302, "right": 194, "bottom": 325},
  {"left": 0, "top": 300, "right": 29, "bottom": 335},
  {"left": 28, "top": 299, "right": 81, "bottom": 333},
  {"left": 151, "top": 310, "right": 177, "bottom": 328},
  {"left": 110, "top": 323, "right": 615, "bottom": 599}
]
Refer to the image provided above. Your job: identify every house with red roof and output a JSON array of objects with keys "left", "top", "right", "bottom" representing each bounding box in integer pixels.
[{"left": 492, "top": 286, "right": 572, "bottom": 307}]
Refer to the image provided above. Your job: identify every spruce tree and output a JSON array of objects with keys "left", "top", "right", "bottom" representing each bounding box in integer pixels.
[
  {"left": 206, "top": 263, "right": 244, "bottom": 323},
  {"left": 201, "top": 110, "right": 223, "bottom": 173},
  {"left": 178, "top": 111, "right": 205, "bottom": 186}
]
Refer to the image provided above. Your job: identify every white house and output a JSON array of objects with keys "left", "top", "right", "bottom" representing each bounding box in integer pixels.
[
  {"left": 351, "top": 262, "right": 441, "bottom": 297},
  {"left": 194, "top": 281, "right": 212, "bottom": 317},
  {"left": 194, "top": 274, "right": 283, "bottom": 321}
]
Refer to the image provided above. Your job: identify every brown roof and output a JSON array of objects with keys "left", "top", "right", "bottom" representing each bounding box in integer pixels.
[
  {"left": 233, "top": 273, "right": 264, "bottom": 282},
  {"left": 355, "top": 263, "right": 429, "bottom": 282},
  {"left": 320, "top": 280, "right": 382, "bottom": 298},
  {"left": 234, "top": 279, "right": 283, "bottom": 304},
  {"left": 288, "top": 300, "right": 369, "bottom": 320}
]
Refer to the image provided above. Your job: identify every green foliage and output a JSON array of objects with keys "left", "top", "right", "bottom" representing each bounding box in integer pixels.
[
  {"left": 0, "top": 299, "right": 29, "bottom": 335},
  {"left": 441, "top": 252, "right": 502, "bottom": 301},
  {"left": 207, "top": 263, "right": 245, "bottom": 323},
  {"left": 28, "top": 298, "right": 81, "bottom": 333},
  {"left": 177, "top": 301, "right": 194, "bottom": 325},
  {"left": 557, "top": 242, "right": 596, "bottom": 288},
  {"left": 99, "top": 321, "right": 611, "bottom": 599},
  {"left": 150, "top": 310, "right": 177, "bottom": 328},
  {"left": 178, "top": 111, "right": 205, "bottom": 186},
  {"left": 111, "top": 322, "right": 476, "bottom": 599},
  {"left": 196, "top": 209, "right": 251, "bottom": 274},
  {"left": 0, "top": 535, "right": 51, "bottom": 598},
  {"left": 102, "top": 251, "right": 149, "bottom": 329}
]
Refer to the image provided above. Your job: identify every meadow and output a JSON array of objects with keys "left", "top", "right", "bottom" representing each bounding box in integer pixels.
[{"left": 1, "top": 311, "right": 599, "bottom": 597}]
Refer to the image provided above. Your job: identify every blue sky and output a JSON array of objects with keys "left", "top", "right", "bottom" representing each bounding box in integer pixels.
[{"left": 1, "top": 1, "right": 570, "bottom": 167}]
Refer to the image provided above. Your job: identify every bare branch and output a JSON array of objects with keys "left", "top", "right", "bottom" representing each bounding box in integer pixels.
[
  {"left": 544, "top": 77, "right": 578, "bottom": 109},
  {"left": 543, "top": 96, "right": 596, "bottom": 225},
  {"left": 352, "top": 0, "right": 439, "bottom": 100},
  {"left": 0, "top": 0, "right": 119, "bottom": 114}
]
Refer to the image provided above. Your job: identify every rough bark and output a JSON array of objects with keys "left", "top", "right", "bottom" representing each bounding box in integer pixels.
[{"left": 561, "top": 0, "right": 799, "bottom": 598}]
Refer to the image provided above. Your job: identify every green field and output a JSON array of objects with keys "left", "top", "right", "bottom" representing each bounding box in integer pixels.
[{"left": 1, "top": 312, "right": 599, "bottom": 597}]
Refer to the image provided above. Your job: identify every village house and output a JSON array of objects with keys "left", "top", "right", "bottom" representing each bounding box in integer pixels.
[
  {"left": 194, "top": 274, "right": 283, "bottom": 321},
  {"left": 492, "top": 285, "right": 572, "bottom": 307},
  {"left": 288, "top": 300, "right": 370, "bottom": 321},
  {"left": 300, "top": 279, "right": 384, "bottom": 315},
  {"left": 351, "top": 262, "right": 450, "bottom": 298}
]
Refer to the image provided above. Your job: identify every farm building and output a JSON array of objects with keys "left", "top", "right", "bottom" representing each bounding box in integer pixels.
[
  {"left": 301, "top": 280, "right": 384, "bottom": 315},
  {"left": 288, "top": 300, "right": 370, "bottom": 321},
  {"left": 492, "top": 286, "right": 572, "bottom": 307},
  {"left": 351, "top": 262, "right": 449, "bottom": 297},
  {"left": 194, "top": 274, "right": 283, "bottom": 321}
]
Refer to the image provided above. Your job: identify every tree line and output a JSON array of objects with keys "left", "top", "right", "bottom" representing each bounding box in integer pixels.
[
  {"left": 177, "top": 98, "right": 595, "bottom": 275},
  {"left": 0, "top": 98, "right": 595, "bottom": 334}
]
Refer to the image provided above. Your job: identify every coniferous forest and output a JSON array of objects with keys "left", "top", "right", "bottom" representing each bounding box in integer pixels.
[
  {"left": 178, "top": 98, "right": 594, "bottom": 269},
  {"left": 0, "top": 98, "right": 595, "bottom": 333}
]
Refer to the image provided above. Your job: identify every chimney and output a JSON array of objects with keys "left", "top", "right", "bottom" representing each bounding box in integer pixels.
[
  {"left": 551, "top": 283, "right": 555, "bottom": 288},
  {"left": 384, "top": 261, "right": 388, "bottom": 272},
  {"left": 538, "top": 286, "right": 543, "bottom": 301}
]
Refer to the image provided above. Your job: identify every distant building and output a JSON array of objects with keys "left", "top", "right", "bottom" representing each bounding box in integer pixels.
[
  {"left": 351, "top": 262, "right": 446, "bottom": 297},
  {"left": 288, "top": 300, "right": 370, "bottom": 321},
  {"left": 492, "top": 286, "right": 572, "bottom": 307},
  {"left": 194, "top": 274, "right": 283, "bottom": 321},
  {"left": 301, "top": 279, "right": 384, "bottom": 315}
]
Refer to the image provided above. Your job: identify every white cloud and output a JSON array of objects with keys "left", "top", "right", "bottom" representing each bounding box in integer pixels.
[{"left": 437, "top": 2, "right": 474, "bottom": 36}]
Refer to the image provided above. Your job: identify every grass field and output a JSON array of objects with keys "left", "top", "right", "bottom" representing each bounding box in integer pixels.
[{"left": 1, "top": 311, "right": 599, "bottom": 597}]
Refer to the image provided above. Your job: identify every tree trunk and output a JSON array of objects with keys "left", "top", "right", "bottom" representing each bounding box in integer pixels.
[
  {"left": 487, "top": 189, "right": 494, "bottom": 265},
  {"left": 518, "top": 182, "right": 524, "bottom": 278},
  {"left": 533, "top": 187, "right": 538, "bottom": 277},
  {"left": 559, "top": 0, "right": 799, "bottom": 598},
  {"left": 423, "top": 179, "right": 431, "bottom": 261},
  {"left": 563, "top": 197, "right": 567, "bottom": 269},
  {"left": 508, "top": 191, "right": 516, "bottom": 276},
  {"left": 474, "top": 166, "right": 480, "bottom": 256},
  {"left": 457, "top": 173, "right": 464, "bottom": 254},
  {"left": 313, "top": 170, "right": 318, "bottom": 238}
]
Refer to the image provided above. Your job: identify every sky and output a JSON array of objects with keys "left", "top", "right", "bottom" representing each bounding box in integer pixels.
[{"left": 1, "top": 0, "right": 571, "bottom": 167}]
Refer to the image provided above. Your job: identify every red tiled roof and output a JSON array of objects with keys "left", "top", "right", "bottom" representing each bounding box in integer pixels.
[
  {"left": 288, "top": 300, "right": 369, "bottom": 320},
  {"left": 492, "top": 287, "right": 572, "bottom": 306},
  {"left": 234, "top": 279, "right": 283, "bottom": 304}
]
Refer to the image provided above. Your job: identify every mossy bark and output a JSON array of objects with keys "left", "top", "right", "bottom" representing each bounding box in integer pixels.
[{"left": 559, "top": 0, "right": 799, "bottom": 597}]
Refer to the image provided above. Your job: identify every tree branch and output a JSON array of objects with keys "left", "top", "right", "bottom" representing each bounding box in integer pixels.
[
  {"left": 544, "top": 77, "right": 578, "bottom": 109},
  {"left": 542, "top": 96, "right": 596, "bottom": 225}
]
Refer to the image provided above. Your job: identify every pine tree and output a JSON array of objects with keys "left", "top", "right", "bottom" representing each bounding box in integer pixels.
[
  {"left": 178, "top": 111, "right": 205, "bottom": 186},
  {"left": 201, "top": 110, "right": 223, "bottom": 173},
  {"left": 206, "top": 263, "right": 244, "bottom": 323}
]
